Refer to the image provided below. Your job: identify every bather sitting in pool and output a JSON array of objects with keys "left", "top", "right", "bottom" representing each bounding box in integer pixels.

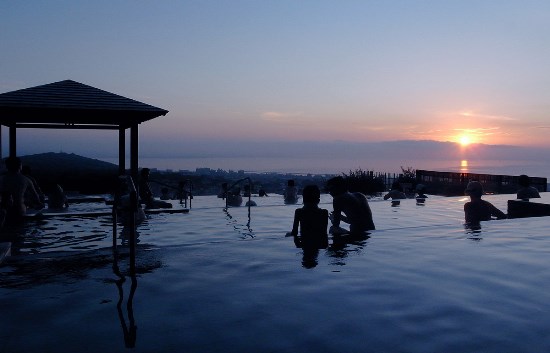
[
  {"left": 516, "top": 174, "right": 540, "bottom": 200},
  {"left": 0, "top": 156, "right": 44, "bottom": 226},
  {"left": 464, "top": 181, "right": 506, "bottom": 224},
  {"left": 383, "top": 181, "right": 406, "bottom": 200},
  {"left": 138, "top": 168, "right": 172, "bottom": 209},
  {"left": 47, "top": 184, "right": 69, "bottom": 209},
  {"left": 287, "top": 185, "right": 328, "bottom": 249},
  {"left": 326, "top": 176, "right": 375, "bottom": 235}
]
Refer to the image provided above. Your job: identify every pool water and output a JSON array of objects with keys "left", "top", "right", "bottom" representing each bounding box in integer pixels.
[{"left": 1, "top": 193, "right": 550, "bottom": 352}]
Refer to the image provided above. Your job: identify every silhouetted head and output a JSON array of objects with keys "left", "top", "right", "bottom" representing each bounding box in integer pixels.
[
  {"left": 287, "top": 179, "right": 295, "bottom": 187},
  {"left": 326, "top": 176, "right": 347, "bottom": 196},
  {"left": 518, "top": 174, "right": 531, "bottom": 187},
  {"left": 5, "top": 156, "right": 22, "bottom": 172},
  {"left": 391, "top": 181, "right": 402, "bottom": 191},
  {"left": 465, "top": 181, "right": 483, "bottom": 198},
  {"left": 140, "top": 168, "right": 150, "bottom": 178},
  {"left": 302, "top": 185, "right": 321, "bottom": 204}
]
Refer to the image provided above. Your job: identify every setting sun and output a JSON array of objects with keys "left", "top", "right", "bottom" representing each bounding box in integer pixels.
[{"left": 459, "top": 135, "right": 472, "bottom": 146}]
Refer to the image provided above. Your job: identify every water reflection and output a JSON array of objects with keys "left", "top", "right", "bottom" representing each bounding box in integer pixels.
[
  {"left": 326, "top": 233, "right": 370, "bottom": 266},
  {"left": 223, "top": 204, "right": 255, "bottom": 239},
  {"left": 460, "top": 159, "right": 469, "bottom": 172},
  {"left": 464, "top": 222, "right": 483, "bottom": 241},
  {"left": 112, "top": 250, "right": 138, "bottom": 348}
]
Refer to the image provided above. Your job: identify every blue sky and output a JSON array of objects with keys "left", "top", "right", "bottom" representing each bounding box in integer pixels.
[{"left": 2, "top": 1, "right": 550, "bottom": 174}]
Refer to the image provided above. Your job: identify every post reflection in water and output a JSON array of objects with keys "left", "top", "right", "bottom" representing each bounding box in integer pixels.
[{"left": 112, "top": 249, "right": 138, "bottom": 349}]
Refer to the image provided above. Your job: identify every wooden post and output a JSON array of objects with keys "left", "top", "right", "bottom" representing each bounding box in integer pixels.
[
  {"left": 119, "top": 127, "right": 126, "bottom": 175},
  {"left": 9, "top": 125, "right": 16, "bottom": 157},
  {"left": 130, "top": 124, "right": 138, "bottom": 182}
]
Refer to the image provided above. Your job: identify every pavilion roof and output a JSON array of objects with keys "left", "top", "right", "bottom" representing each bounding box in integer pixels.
[{"left": 0, "top": 80, "right": 168, "bottom": 129}]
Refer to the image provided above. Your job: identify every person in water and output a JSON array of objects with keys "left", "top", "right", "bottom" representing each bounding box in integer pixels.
[
  {"left": 47, "top": 184, "right": 69, "bottom": 209},
  {"left": 516, "top": 174, "right": 540, "bottom": 200},
  {"left": 21, "top": 165, "right": 46, "bottom": 206},
  {"left": 138, "top": 168, "right": 172, "bottom": 209},
  {"left": 326, "top": 176, "right": 375, "bottom": 234},
  {"left": 287, "top": 185, "right": 328, "bottom": 249},
  {"left": 464, "top": 181, "right": 506, "bottom": 224},
  {"left": 284, "top": 179, "right": 299, "bottom": 204},
  {"left": 0, "top": 156, "right": 44, "bottom": 225},
  {"left": 383, "top": 181, "right": 406, "bottom": 200}
]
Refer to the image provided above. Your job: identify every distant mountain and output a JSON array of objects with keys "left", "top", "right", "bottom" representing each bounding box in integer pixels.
[
  {"left": 18, "top": 152, "right": 118, "bottom": 194},
  {"left": 20, "top": 152, "right": 117, "bottom": 174}
]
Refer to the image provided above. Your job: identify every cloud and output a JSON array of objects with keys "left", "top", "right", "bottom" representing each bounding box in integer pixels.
[
  {"left": 260, "top": 111, "right": 303, "bottom": 122},
  {"left": 459, "top": 111, "right": 517, "bottom": 121}
]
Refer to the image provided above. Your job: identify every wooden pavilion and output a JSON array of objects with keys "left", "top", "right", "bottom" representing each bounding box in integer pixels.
[{"left": 0, "top": 80, "right": 168, "bottom": 181}]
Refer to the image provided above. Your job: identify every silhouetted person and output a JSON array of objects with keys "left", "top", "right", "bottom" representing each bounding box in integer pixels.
[
  {"left": 21, "top": 165, "right": 45, "bottom": 206},
  {"left": 384, "top": 181, "right": 406, "bottom": 200},
  {"left": 139, "top": 168, "right": 154, "bottom": 206},
  {"left": 258, "top": 189, "right": 268, "bottom": 197},
  {"left": 327, "top": 176, "right": 375, "bottom": 234},
  {"left": 516, "top": 174, "right": 540, "bottom": 200},
  {"left": 0, "top": 156, "right": 44, "bottom": 225},
  {"left": 287, "top": 185, "right": 328, "bottom": 249},
  {"left": 138, "top": 168, "right": 172, "bottom": 209},
  {"left": 47, "top": 184, "right": 69, "bottom": 209},
  {"left": 464, "top": 181, "right": 506, "bottom": 225},
  {"left": 176, "top": 180, "right": 190, "bottom": 204},
  {"left": 415, "top": 183, "right": 428, "bottom": 204},
  {"left": 284, "top": 179, "right": 298, "bottom": 204},
  {"left": 226, "top": 187, "right": 243, "bottom": 207},
  {"left": 160, "top": 187, "right": 170, "bottom": 200}
]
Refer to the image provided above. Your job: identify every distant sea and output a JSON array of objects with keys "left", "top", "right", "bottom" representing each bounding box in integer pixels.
[{"left": 98, "top": 156, "right": 550, "bottom": 179}]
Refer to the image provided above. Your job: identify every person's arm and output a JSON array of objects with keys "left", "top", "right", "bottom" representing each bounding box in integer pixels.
[
  {"left": 290, "top": 209, "right": 300, "bottom": 236},
  {"left": 489, "top": 203, "right": 507, "bottom": 219},
  {"left": 26, "top": 178, "right": 44, "bottom": 209}
]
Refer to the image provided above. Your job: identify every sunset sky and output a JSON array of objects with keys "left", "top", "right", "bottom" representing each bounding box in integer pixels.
[{"left": 1, "top": 1, "right": 550, "bottom": 174}]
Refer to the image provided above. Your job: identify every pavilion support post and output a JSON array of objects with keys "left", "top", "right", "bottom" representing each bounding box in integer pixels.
[
  {"left": 130, "top": 124, "right": 139, "bottom": 182},
  {"left": 0, "top": 125, "right": 2, "bottom": 160},
  {"left": 9, "top": 125, "right": 16, "bottom": 157},
  {"left": 119, "top": 128, "right": 126, "bottom": 175}
]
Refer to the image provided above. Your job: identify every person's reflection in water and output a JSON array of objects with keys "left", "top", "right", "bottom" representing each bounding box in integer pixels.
[
  {"left": 464, "top": 222, "right": 483, "bottom": 241},
  {"left": 113, "top": 252, "right": 138, "bottom": 348},
  {"left": 327, "top": 232, "right": 370, "bottom": 266}
]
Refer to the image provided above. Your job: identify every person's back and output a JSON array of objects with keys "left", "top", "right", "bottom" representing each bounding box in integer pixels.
[
  {"left": 289, "top": 185, "right": 328, "bottom": 249},
  {"left": 1, "top": 157, "right": 43, "bottom": 223},
  {"left": 48, "top": 184, "right": 68, "bottom": 209},
  {"left": 384, "top": 182, "right": 406, "bottom": 200},
  {"left": 516, "top": 175, "right": 540, "bottom": 200},
  {"left": 333, "top": 191, "right": 376, "bottom": 232},
  {"left": 284, "top": 180, "right": 298, "bottom": 204},
  {"left": 464, "top": 181, "right": 506, "bottom": 224},
  {"left": 327, "top": 176, "right": 375, "bottom": 234}
]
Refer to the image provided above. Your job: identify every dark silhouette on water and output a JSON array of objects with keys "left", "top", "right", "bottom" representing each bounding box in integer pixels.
[
  {"left": 516, "top": 174, "right": 541, "bottom": 200},
  {"left": 138, "top": 168, "right": 172, "bottom": 209},
  {"left": 0, "top": 156, "right": 44, "bottom": 226},
  {"left": 287, "top": 185, "right": 328, "bottom": 248},
  {"left": 326, "top": 176, "right": 375, "bottom": 235},
  {"left": 464, "top": 181, "right": 506, "bottom": 226},
  {"left": 284, "top": 179, "right": 299, "bottom": 204}
]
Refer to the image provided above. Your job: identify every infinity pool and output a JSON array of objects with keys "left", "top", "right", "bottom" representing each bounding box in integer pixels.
[{"left": 1, "top": 193, "right": 550, "bottom": 352}]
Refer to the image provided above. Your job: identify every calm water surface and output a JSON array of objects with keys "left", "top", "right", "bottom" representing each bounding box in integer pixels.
[{"left": 1, "top": 193, "right": 550, "bottom": 352}]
